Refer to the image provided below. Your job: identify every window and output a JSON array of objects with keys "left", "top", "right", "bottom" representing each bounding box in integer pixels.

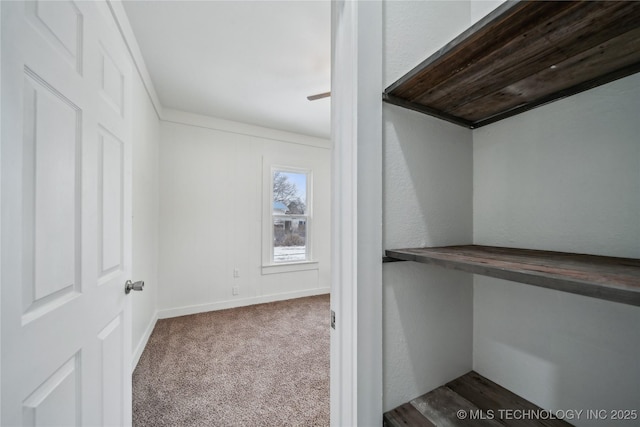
[{"left": 272, "top": 169, "right": 310, "bottom": 263}]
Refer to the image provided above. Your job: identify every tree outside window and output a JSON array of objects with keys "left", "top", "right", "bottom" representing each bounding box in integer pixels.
[{"left": 272, "top": 170, "right": 309, "bottom": 263}]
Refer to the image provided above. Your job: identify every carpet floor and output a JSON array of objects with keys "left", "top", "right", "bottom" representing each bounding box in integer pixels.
[{"left": 133, "top": 294, "right": 330, "bottom": 427}]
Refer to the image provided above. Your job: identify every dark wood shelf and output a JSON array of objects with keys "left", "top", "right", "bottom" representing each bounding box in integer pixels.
[
  {"left": 383, "top": 1, "right": 640, "bottom": 129},
  {"left": 384, "top": 371, "right": 573, "bottom": 427},
  {"left": 384, "top": 245, "right": 640, "bottom": 307}
]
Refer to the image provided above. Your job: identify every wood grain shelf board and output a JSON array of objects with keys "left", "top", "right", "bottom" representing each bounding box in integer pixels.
[
  {"left": 384, "top": 402, "right": 437, "bottom": 427},
  {"left": 384, "top": 245, "right": 640, "bottom": 307},
  {"left": 383, "top": 1, "right": 640, "bottom": 128},
  {"left": 384, "top": 371, "right": 573, "bottom": 426}
]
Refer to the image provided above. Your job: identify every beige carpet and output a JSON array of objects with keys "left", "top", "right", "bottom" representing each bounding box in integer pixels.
[{"left": 133, "top": 294, "right": 330, "bottom": 426}]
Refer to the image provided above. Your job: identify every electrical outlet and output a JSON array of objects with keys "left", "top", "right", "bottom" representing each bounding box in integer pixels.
[
  {"left": 233, "top": 268, "right": 239, "bottom": 278},
  {"left": 232, "top": 286, "right": 239, "bottom": 296}
]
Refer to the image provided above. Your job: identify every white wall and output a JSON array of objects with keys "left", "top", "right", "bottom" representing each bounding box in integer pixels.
[
  {"left": 131, "top": 74, "right": 160, "bottom": 368},
  {"left": 473, "top": 73, "right": 640, "bottom": 426},
  {"left": 382, "top": 0, "right": 474, "bottom": 412},
  {"left": 470, "top": 0, "right": 504, "bottom": 25},
  {"left": 382, "top": 2, "right": 640, "bottom": 421},
  {"left": 158, "top": 112, "right": 330, "bottom": 318},
  {"left": 110, "top": 1, "right": 330, "bottom": 370}
]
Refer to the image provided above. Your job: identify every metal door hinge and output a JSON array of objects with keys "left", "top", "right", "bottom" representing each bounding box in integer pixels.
[{"left": 331, "top": 310, "right": 336, "bottom": 329}]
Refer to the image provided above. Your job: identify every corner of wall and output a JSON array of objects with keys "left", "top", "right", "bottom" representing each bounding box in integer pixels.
[
  {"left": 132, "top": 309, "right": 158, "bottom": 372},
  {"left": 156, "top": 110, "right": 332, "bottom": 319},
  {"left": 471, "top": 68, "right": 640, "bottom": 420},
  {"left": 382, "top": 0, "right": 475, "bottom": 412}
]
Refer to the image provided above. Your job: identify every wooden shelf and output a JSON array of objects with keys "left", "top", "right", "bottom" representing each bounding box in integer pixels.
[
  {"left": 384, "top": 371, "right": 573, "bottom": 427},
  {"left": 383, "top": 1, "right": 640, "bottom": 128},
  {"left": 384, "top": 245, "right": 640, "bottom": 307}
]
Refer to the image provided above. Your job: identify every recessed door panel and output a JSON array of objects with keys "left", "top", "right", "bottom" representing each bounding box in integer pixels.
[
  {"left": 98, "top": 315, "right": 124, "bottom": 426},
  {"left": 22, "top": 69, "right": 81, "bottom": 320},
  {"left": 98, "top": 127, "right": 124, "bottom": 279},
  {"left": 26, "top": 0, "right": 83, "bottom": 72},
  {"left": 22, "top": 354, "right": 81, "bottom": 427},
  {"left": 100, "top": 46, "right": 124, "bottom": 116}
]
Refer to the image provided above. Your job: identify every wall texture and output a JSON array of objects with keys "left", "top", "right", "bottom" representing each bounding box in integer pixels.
[
  {"left": 158, "top": 114, "right": 330, "bottom": 318},
  {"left": 382, "top": 2, "right": 640, "bottom": 422},
  {"left": 131, "top": 74, "right": 160, "bottom": 368},
  {"left": 473, "top": 73, "right": 640, "bottom": 426},
  {"left": 470, "top": 0, "right": 504, "bottom": 25},
  {"left": 382, "top": 0, "right": 474, "bottom": 411}
]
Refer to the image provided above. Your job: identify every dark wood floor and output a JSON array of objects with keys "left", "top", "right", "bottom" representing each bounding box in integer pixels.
[{"left": 384, "top": 371, "right": 573, "bottom": 427}]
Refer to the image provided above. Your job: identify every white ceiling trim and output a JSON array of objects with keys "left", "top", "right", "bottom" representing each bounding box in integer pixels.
[
  {"left": 106, "top": 0, "right": 329, "bottom": 147},
  {"left": 163, "top": 109, "right": 330, "bottom": 149}
]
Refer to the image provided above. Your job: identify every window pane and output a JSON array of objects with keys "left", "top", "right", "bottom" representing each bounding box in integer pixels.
[
  {"left": 272, "top": 170, "right": 308, "bottom": 263},
  {"left": 273, "top": 171, "right": 306, "bottom": 215},
  {"left": 273, "top": 217, "right": 307, "bottom": 263}
]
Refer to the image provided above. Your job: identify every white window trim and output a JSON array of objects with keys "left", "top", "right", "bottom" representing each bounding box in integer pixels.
[
  {"left": 262, "top": 163, "right": 315, "bottom": 274},
  {"left": 261, "top": 261, "right": 319, "bottom": 275}
]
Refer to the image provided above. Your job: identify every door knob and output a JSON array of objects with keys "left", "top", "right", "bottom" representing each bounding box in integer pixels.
[{"left": 125, "top": 280, "right": 144, "bottom": 294}]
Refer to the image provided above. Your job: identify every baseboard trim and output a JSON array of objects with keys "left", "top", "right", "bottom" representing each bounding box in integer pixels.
[
  {"left": 132, "top": 310, "right": 158, "bottom": 373},
  {"left": 157, "top": 288, "right": 330, "bottom": 320}
]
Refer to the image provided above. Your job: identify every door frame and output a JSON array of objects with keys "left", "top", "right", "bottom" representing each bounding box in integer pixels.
[
  {"left": 108, "top": 4, "right": 386, "bottom": 424},
  {"left": 0, "top": 1, "right": 3, "bottom": 421},
  {"left": 330, "top": 1, "right": 383, "bottom": 425},
  {"left": 0, "top": 0, "right": 383, "bottom": 424}
]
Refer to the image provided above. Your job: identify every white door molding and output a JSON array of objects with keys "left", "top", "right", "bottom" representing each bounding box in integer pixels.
[{"left": 330, "top": 1, "right": 383, "bottom": 425}]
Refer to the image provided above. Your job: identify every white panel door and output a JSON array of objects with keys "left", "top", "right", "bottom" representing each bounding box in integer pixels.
[{"left": 1, "top": 1, "right": 133, "bottom": 425}]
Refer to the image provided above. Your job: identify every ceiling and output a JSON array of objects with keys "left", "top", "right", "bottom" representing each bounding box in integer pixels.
[{"left": 122, "top": 1, "right": 331, "bottom": 139}]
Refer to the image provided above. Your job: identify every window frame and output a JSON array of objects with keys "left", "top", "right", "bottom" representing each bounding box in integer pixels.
[{"left": 262, "top": 165, "right": 317, "bottom": 274}]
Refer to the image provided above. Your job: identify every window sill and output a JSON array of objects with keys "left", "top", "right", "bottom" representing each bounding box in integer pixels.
[{"left": 261, "top": 261, "right": 319, "bottom": 275}]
